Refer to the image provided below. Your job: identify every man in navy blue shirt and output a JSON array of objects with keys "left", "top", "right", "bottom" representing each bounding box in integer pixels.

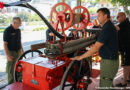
[
  {"left": 3, "top": 17, "right": 24, "bottom": 84},
  {"left": 71, "top": 8, "right": 119, "bottom": 88}
]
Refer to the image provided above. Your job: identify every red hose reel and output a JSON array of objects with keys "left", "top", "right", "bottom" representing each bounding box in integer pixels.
[
  {"left": 50, "top": 2, "right": 90, "bottom": 35},
  {"left": 50, "top": 2, "right": 73, "bottom": 32},
  {"left": 72, "top": 6, "right": 90, "bottom": 30}
]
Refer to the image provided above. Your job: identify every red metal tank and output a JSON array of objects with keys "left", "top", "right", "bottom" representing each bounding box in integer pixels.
[{"left": 21, "top": 56, "right": 68, "bottom": 90}]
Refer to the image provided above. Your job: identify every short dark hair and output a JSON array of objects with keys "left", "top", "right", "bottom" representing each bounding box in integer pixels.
[{"left": 97, "top": 8, "right": 110, "bottom": 19}]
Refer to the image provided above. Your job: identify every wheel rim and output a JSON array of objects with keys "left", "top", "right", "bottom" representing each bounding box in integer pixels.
[
  {"left": 50, "top": 2, "right": 73, "bottom": 32},
  {"left": 60, "top": 58, "right": 91, "bottom": 90},
  {"left": 72, "top": 6, "right": 90, "bottom": 30},
  {"left": 14, "top": 49, "right": 43, "bottom": 82}
]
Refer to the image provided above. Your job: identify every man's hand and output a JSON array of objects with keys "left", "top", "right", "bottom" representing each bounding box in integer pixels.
[
  {"left": 49, "top": 33, "right": 54, "bottom": 36},
  {"left": 21, "top": 49, "right": 24, "bottom": 54},
  {"left": 115, "top": 25, "right": 120, "bottom": 31},
  {"left": 70, "top": 56, "right": 83, "bottom": 61},
  {"left": 7, "top": 55, "right": 14, "bottom": 61}
]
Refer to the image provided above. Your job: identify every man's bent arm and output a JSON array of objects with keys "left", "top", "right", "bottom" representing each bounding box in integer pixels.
[{"left": 3, "top": 41, "right": 10, "bottom": 56}]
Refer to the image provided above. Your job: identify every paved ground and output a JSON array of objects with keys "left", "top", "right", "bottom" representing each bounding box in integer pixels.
[
  {"left": 2, "top": 62, "right": 130, "bottom": 90},
  {"left": 0, "top": 30, "right": 46, "bottom": 88}
]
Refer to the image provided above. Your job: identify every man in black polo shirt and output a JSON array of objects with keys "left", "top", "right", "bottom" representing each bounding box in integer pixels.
[
  {"left": 115, "top": 12, "right": 130, "bottom": 87},
  {"left": 71, "top": 8, "right": 119, "bottom": 88},
  {"left": 3, "top": 17, "right": 24, "bottom": 84}
]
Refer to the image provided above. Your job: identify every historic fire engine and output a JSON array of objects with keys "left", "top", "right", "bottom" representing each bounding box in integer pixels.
[{"left": 0, "top": 0, "right": 100, "bottom": 90}]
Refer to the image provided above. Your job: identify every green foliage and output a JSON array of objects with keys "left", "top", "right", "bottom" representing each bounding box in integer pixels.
[
  {"left": 111, "top": 0, "right": 130, "bottom": 6},
  {"left": 33, "top": 27, "right": 47, "bottom": 31},
  {"left": 94, "top": 0, "right": 130, "bottom": 6},
  {"left": 81, "top": 0, "right": 86, "bottom": 3},
  {"left": 17, "top": 12, "right": 31, "bottom": 22},
  {"left": 0, "top": 15, "right": 12, "bottom": 26},
  {"left": 95, "top": 0, "right": 111, "bottom": 3},
  {"left": 83, "top": 0, "right": 112, "bottom": 5},
  {"left": 0, "top": 28, "right": 5, "bottom": 32},
  {"left": 17, "top": 12, "right": 42, "bottom": 22},
  {"left": 111, "top": 0, "right": 130, "bottom": 17},
  {"left": 88, "top": 0, "right": 99, "bottom": 5},
  {"left": 30, "top": 13, "right": 42, "bottom": 21},
  {"left": 88, "top": 7, "right": 98, "bottom": 14},
  {"left": 26, "top": 21, "right": 44, "bottom": 26},
  {"left": 0, "top": 15, "right": 6, "bottom": 23},
  {"left": 88, "top": 0, "right": 130, "bottom": 17}
]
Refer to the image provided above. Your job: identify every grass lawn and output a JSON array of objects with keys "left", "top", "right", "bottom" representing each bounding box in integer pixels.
[{"left": 0, "top": 28, "right": 4, "bottom": 33}]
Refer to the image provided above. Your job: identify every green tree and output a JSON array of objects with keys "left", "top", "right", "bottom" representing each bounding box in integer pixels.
[
  {"left": 0, "top": 15, "right": 6, "bottom": 23},
  {"left": 30, "top": 13, "right": 41, "bottom": 21},
  {"left": 111, "top": 0, "right": 130, "bottom": 18},
  {"left": 17, "top": 12, "right": 42, "bottom": 22},
  {"left": 88, "top": 7, "right": 98, "bottom": 14},
  {"left": 0, "top": 15, "right": 12, "bottom": 26},
  {"left": 17, "top": 12, "right": 31, "bottom": 22},
  {"left": 95, "top": 0, "right": 130, "bottom": 18},
  {"left": 83, "top": 0, "right": 111, "bottom": 6}
]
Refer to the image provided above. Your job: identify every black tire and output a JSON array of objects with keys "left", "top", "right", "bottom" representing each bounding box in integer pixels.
[
  {"left": 60, "top": 58, "right": 91, "bottom": 90},
  {"left": 14, "top": 49, "right": 43, "bottom": 82}
]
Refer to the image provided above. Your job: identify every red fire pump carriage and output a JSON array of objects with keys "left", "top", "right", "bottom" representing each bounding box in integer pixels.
[{"left": 0, "top": 0, "right": 100, "bottom": 90}]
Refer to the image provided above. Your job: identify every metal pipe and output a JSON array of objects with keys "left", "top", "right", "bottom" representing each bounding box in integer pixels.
[
  {"left": 44, "top": 39, "right": 96, "bottom": 55},
  {"left": 62, "top": 40, "right": 96, "bottom": 54},
  {"left": 48, "top": 35, "right": 97, "bottom": 49}
]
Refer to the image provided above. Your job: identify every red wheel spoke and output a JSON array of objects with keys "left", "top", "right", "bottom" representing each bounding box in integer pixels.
[
  {"left": 82, "top": 9, "right": 86, "bottom": 14},
  {"left": 64, "top": 7, "right": 68, "bottom": 13},
  {"left": 59, "top": 21, "right": 64, "bottom": 30},
  {"left": 54, "top": 8, "right": 58, "bottom": 15},
  {"left": 55, "top": 20, "right": 60, "bottom": 30},
  {"left": 64, "top": 21, "right": 67, "bottom": 26},
  {"left": 64, "top": 21, "right": 68, "bottom": 28}
]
